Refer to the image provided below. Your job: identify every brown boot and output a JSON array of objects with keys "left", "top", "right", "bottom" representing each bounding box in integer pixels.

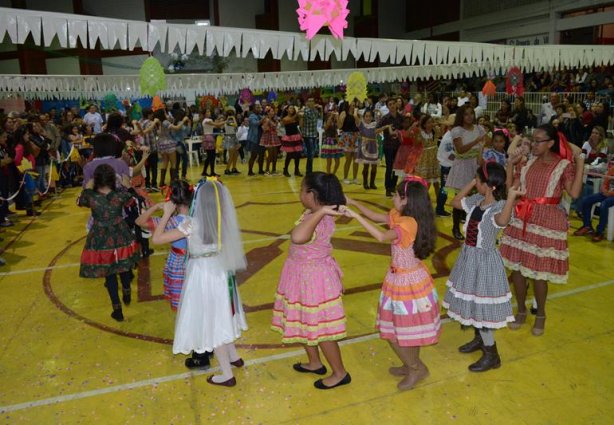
[
  {"left": 397, "top": 362, "right": 430, "bottom": 391},
  {"left": 388, "top": 365, "right": 409, "bottom": 376}
]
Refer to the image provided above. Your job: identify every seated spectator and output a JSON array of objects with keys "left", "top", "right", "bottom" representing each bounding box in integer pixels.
[
  {"left": 574, "top": 165, "right": 614, "bottom": 242},
  {"left": 582, "top": 126, "right": 608, "bottom": 164}
]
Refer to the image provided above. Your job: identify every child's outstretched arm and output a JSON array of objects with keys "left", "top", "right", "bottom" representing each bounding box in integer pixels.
[
  {"left": 495, "top": 185, "right": 527, "bottom": 227},
  {"left": 345, "top": 196, "right": 388, "bottom": 223},
  {"left": 135, "top": 202, "right": 163, "bottom": 228},
  {"left": 342, "top": 207, "right": 397, "bottom": 243},
  {"left": 291, "top": 207, "right": 340, "bottom": 244},
  {"left": 451, "top": 179, "right": 476, "bottom": 210},
  {"left": 152, "top": 202, "right": 185, "bottom": 245}
]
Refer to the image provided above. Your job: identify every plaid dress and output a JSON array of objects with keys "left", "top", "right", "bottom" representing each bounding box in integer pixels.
[
  {"left": 500, "top": 158, "right": 574, "bottom": 284},
  {"left": 148, "top": 214, "right": 188, "bottom": 311},
  {"left": 442, "top": 195, "right": 514, "bottom": 329}
]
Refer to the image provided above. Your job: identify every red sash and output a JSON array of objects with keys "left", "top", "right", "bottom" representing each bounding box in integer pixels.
[
  {"left": 514, "top": 196, "right": 560, "bottom": 236},
  {"left": 171, "top": 247, "right": 186, "bottom": 255}
]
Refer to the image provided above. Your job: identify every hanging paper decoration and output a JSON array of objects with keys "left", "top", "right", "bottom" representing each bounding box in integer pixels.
[
  {"left": 151, "top": 95, "right": 165, "bottom": 112},
  {"left": 130, "top": 102, "right": 143, "bottom": 121},
  {"left": 296, "top": 0, "right": 350, "bottom": 40},
  {"left": 199, "top": 95, "right": 219, "bottom": 111},
  {"left": 239, "top": 88, "right": 253, "bottom": 105},
  {"left": 139, "top": 57, "right": 167, "bottom": 97},
  {"left": 482, "top": 80, "right": 496, "bottom": 96},
  {"left": 267, "top": 90, "right": 278, "bottom": 103},
  {"left": 103, "top": 93, "right": 118, "bottom": 112},
  {"left": 505, "top": 67, "right": 524, "bottom": 97},
  {"left": 345, "top": 71, "right": 368, "bottom": 102}
]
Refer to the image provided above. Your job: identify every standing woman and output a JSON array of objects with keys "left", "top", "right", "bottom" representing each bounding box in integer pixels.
[
  {"left": 414, "top": 114, "right": 441, "bottom": 197},
  {"left": 356, "top": 110, "right": 380, "bottom": 190},
  {"left": 201, "top": 109, "right": 225, "bottom": 177},
  {"left": 320, "top": 110, "right": 344, "bottom": 175},
  {"left": 446, "top": 105, "right": 486, "bottom": 240},
  {"left": 500, "top": 124, "right": 584, "bottom": 336},
  {"left": 281, "top": 106, "right": 304, "bottom": 178},
  {"left": 153, "top": 109, "right": 187, "bottom": 186},
  {"left": 338, "top": 102, "right": 360, "bottom": 184},
  {"left": 260, "top": 106, "right": 281, "bottom": 175}
]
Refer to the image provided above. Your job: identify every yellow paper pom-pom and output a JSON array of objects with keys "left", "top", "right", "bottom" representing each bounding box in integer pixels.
[{"left": 346, "top": 71, "right": 368, "bottom": 103}]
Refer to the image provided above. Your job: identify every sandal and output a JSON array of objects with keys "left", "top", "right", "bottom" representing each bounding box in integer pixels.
[
  {"left": 508, "top": 311, "right": 527, "bottom": 330},
  {"left": 532, "top": 316, "right": 546, "bottom": 336}
]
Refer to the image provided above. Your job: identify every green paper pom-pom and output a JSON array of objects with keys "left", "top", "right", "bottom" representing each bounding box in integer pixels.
[{"left": 139, "top": 57, "right": 167, "bottom": 98}]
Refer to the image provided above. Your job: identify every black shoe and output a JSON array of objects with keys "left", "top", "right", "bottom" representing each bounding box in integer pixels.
[
  {"left": 232, "top": 168, "right": 240, "bottom": 174},
  {"left": 224, "top": 169, "right": 231, "bottom": 175},
  {"left": 283, "top": 171, "right": 291, "bottom": 177},
  {"left": 26, "top": 210, "right": 41, "bottom": 217},
  {"left": 385, "top": 190, "right": 393, "bottom": 197},
  {"left": 453, "top": 228, "right": 464, "bottom": 240},
  {"left": 248, "top": 171, "right": 255, "bottom": 176},
  {"left": 185, "top": 352, "right": 211, "bottom": 370},
  {"left": 436, "top": 210, "right": 451, "bottom": 217},
  {"left": 363, "top": 183, "right": 370, "bottom": 190},
  {"left": 111, "top": 309, "right": 124, "bottom": 322},
  {"left": 33, "top": 200, "right": 43, "bottom": 207},
  {"left": 122, "top": 289, "right": 131, "bottom": 306},
  {"left": 258, "top": 171, "right": 266, "bottom": 175},
  {"left": 530, "top": 306, "right": 538, "bottom": 315},
  {"left": 458, "top": 329, "right": 483, "bottom": 353},
  {"left": 468, "top": 344, "right": 501, "bottom": 372},
  {"left": 294, "top": 171, "right": 303, "bottom": 177},
  {"left": 293, "top": 362, "right": 327, "bottom": 375},
  {"left": 314, "top": 373, "right": 352, "bottom": 390},
  {"left": 369, "top": 184, "right": 378, "bottom": 190}
]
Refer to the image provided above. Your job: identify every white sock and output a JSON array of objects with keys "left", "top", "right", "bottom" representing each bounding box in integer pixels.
[
  {"left": 212, "top": 344, "right": 234, "bottom": 383},
  {"left": 227, "top": 343, "right": 240, "bottom": 363}
]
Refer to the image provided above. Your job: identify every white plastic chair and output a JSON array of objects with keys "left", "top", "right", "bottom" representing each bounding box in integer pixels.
[{"left": 186, "top": 137, "right": 201, "bottom": 167}]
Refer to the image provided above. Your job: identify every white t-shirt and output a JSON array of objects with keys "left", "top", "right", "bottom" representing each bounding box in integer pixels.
[
  {"left": 83, "top": 112, "right": 103, "bottom": 134},
  {"left": 437, "top": 131, "right": 455, "bottom": 168}
]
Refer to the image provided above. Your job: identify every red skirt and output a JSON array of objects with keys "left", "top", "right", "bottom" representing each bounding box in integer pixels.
[{"left": 281, "top": 134, "right": 303, "bottom": 153}]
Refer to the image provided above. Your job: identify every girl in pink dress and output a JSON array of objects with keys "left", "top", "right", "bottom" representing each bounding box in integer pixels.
[
  {"left": 343, "top": 175, "right": 441, "bottom": 391},
  {"left": 272, "top": 172, "right": 351, "bottom": 390}
]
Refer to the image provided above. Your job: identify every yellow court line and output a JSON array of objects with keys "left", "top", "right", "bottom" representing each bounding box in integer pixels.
[{"left": 1, "top": 278, "right": 612, "bottom": 414}]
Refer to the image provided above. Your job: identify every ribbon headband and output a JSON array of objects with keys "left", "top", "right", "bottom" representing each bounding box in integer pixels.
[{"left": 403, "top": 175, "right": 428, "bottom": 195}]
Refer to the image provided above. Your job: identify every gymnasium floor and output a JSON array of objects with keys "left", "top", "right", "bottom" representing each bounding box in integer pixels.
[{"left": 0, "top": 160, "right": 613, "bottom": 425}]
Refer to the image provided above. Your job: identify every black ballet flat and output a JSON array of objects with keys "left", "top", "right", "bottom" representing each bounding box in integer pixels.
[
  {"left": 293, "top": 362, "right": 327, "bottom": 375},
  {"left": 231, "top": 358, "right": 244, "bottom": 368},
  {"left": 314, "top": 373, "right": 352, "bottom": 390}
]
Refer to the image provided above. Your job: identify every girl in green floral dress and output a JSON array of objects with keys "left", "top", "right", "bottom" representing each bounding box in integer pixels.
[{"left": 78, "top": 164, "right": 141, "bottom": 321}]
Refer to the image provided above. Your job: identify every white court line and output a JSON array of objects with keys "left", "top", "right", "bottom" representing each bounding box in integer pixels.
[
  {"left": 1, "top": 278, "right": 613, "bottom": 414},
  {"left": 0, "top": 224, "right": 375, "bottom": 277}
]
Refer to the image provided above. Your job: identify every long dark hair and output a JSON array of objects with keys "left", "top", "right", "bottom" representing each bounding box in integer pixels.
[
  {"left": 169, "top": 179, "right": 193, "bottom": 206},
  {"left": 453, "top": 104, "right": 475, "bottom": 128},
  {"left": 93, "top": 163, "right": 117, "bottom": 192},
  {"left": 302, "top": 172, "right": 346, "bottom": 206},
  {"left": 13, "top": 125, "right": 33, "bottom": 156},
  {"left": 477, "top": 163, "right": 507, "bottom": 200},
  {"left": 93, "top": 133, "right": 123, "bottom": 158},
  {"left": 536, "top": 123, "right": 560, "bottom": 154},
  {"left": 395, "top": 181, "right": 436, "bottom": 259}
]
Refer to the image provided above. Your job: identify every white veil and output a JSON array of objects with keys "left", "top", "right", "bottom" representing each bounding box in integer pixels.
[{"left": 189, "top": 178, "right": 247, "bottom": 273}]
